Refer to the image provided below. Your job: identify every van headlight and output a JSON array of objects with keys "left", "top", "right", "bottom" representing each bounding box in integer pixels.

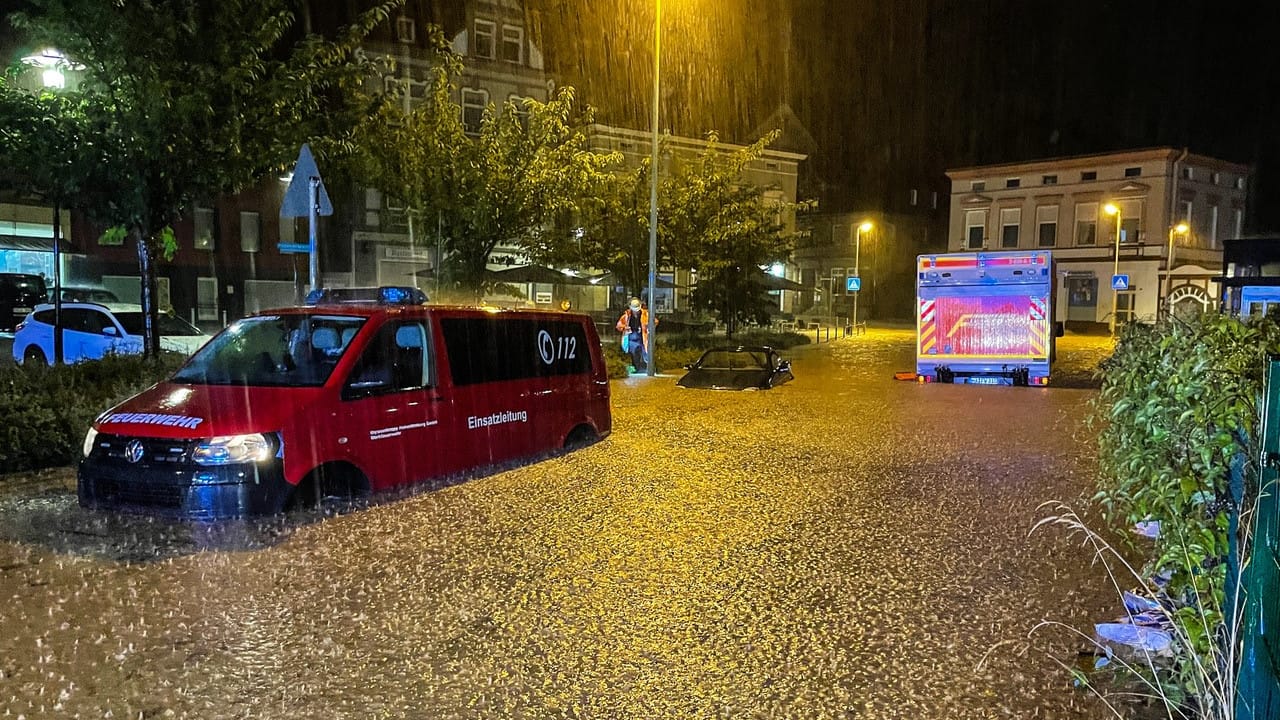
[
  {"left": 82, "top": 427, "right": 99, "bottom": 458},
  {"left": 192, "top": 434, "right": 274, "bottom": 466}
]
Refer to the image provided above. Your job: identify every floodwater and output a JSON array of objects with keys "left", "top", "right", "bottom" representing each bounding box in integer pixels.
[{"left": 0, "top": 330, "right": 1119, "bottom": 718}]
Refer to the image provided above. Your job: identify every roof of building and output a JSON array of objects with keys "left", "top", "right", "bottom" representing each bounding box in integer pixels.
[{"left": 946, "top": 148, "right": 1250, "bottom": 179}]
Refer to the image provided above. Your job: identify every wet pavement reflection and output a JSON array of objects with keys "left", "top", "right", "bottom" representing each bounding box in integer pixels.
[{"left": 0, "top": 330, "right": 1116, "bottom": 718}]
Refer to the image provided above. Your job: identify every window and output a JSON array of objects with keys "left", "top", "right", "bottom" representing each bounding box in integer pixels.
[
  {"left": 1235, "top": 208, "right": 1244, "bottom": 238},
  {"left": 1181, "top": 200, "right": 1193, "bottom": 223},
  {"left": 829, "top": 267, "right": 844, "bottom": 296},
  {"left": 1000, "top": 208, "right": 1021, "bottom": 248},
  {"left": 909, "top": 189, "right": 918, "bottom": 206},
  {"left": 473, "top": 19, "right": 496, "bottom": 59},
  {"left": 1005, "top": 178, "right": 1021, "bottom": 189},
  {"left": 197, "top": 277, "right": 218, "bottom": 321},
  {"left": 1181, "top": 167, "right": 1194, "bottom": 180},
  {"left": 173, "top": 315, "right": 366, "bottom": 388},
  {"left": 931, "top": 192, "right": 938, "bottom": 209},
  {"left": 1081, "top": 171, "right": 1097, "bottom": 182},
  {"left": 964, "top": 209, "right": 986, "bottom": 249},
  {"left": 1212, "top": 172, "right": 1221, "bottom": 185},
  {"left": 280, "top": 216, "right": 297, "bottom": 245},
  {"left": 364, "top": 188, "right": 382, "bottom": 228},
  {"left": 1115, "top": 199, "right": 1142, "bottom": 245},
  {"left": 1236, "top": 177, "right": 1246, "bottom": 190},
  {"left": 1124, "top": 167, "right": 1142, "bottom": 177},
  {"left": 461, "top": 88, "right": 488, "bottom": 134},
  {"left": 1042, "top": 175, "right": 1058, "bottom": 185},
  {"left": 1210, "top": 205, "right": 1219, "bottom": 247},
  {"left": 395, "top": 16, "right": 415, "bottom": 43},
  {"left": 440, "top": 318, "right": 592, "bottom": 386},
  {"left": 508, "top": 95, "right": 531, "bottom": 128},
  {"left": 194, "top": 207, "right": 215, "bottom": 250},
  {"left": 1036, "top": 205, "right": 1058, "bottom": 247},
  {"left": 344, "top": 321, "right": 432, "bottom": 397},
  {"left": 240, "top": 211, "right": 260, "bottom": 253},
  {"left": 970, "top": 181, "right": 985, "bottom": 192},
  {"left": 1075, "top": 202, "right": 1098, "bottom": 246},
  {"left": 501, "top": 25, "right": 523, "bottom": 64}
]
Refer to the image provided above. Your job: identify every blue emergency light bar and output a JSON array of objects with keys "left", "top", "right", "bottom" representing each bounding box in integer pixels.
[{"left": 304, "top": 286, "right": 428, "bottom": 306}]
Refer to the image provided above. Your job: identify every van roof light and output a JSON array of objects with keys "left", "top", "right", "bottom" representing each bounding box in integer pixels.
[{"left": 304, "top": 286, "right": 428, "bottom": 306}]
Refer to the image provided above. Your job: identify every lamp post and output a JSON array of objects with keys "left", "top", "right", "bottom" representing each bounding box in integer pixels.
[
  {"left": 645, "top": 0, "right": 662, "bottom": 377},
  {"left": 854, "top": 221, "right": 872, "bottom": 327},
  {"left": 22, "top": 48, "right": 76, "bottom": 364},
  {"left": 1164, "top": 222, "right": 1190, "bottom": 318},
  {"left": 1104, "top": 203, "right": 1122, "bottom": 335}
]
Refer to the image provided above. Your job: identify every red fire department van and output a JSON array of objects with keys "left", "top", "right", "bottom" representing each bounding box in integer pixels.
[{"left": 77, "top": 288, "right": 612, "bottom": 519}]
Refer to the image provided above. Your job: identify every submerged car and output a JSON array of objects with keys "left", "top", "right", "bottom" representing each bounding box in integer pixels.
[{"left": 676, "top": 346, "right": 794, "bottom": 390}]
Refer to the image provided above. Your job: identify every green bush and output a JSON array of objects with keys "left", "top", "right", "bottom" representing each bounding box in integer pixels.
[
  {"left": 0, "top": 353, "right": 187, "bottom": 474},
  {"left": 1092, "top": 312, "right": 1280, "bottom": 709}
]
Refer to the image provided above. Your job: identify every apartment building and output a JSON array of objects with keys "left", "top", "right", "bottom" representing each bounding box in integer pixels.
[{"left": 946, "top": 148, "right": 1249, "bottom": 327}]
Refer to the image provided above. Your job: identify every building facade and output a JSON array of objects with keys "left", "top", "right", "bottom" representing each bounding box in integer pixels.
[{"left": 946, "top": 149, "right": 1250, "bottom": 327}]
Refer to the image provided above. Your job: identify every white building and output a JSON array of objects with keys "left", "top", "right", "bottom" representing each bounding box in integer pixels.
[{"left": 945, "top": 149, "right": 1249, "bottom": 327}]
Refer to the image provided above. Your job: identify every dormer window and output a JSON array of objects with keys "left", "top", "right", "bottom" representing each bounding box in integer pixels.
[
  {"left": 501, "top": 25, "right": 523, "bottom": 64},
  {"left": 474, "top": 19, "right": 496, "bottom": 59}
]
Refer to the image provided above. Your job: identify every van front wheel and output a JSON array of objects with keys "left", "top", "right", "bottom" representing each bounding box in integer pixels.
[{"left": 286, "top": 463, "right": 369, "bottom": 511}]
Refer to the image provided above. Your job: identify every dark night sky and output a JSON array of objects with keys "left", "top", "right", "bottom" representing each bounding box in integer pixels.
[{"left": 530, "top": 0, "right": 1280, "bottom": 229}]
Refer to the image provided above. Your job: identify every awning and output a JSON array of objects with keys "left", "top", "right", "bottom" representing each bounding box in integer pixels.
[
  {"left": 760, "top": 274, "right": 807, "bottom": 291},
  {"left": 488, "top": 265, "right": 599, "bottom": 286}
]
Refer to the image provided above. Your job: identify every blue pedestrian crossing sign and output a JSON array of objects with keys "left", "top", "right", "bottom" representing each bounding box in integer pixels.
[
  {"left": 1111, "top": 274, "right": 1130, "bottom": 291},
  {"left": 846, "top": 276, "right": 862, "bottom": 292}
]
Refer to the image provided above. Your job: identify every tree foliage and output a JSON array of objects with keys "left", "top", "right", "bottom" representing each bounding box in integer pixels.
[
  {"left": 353, "top": 52, "right": 617, "bottom": 301},
  {"left": 1093, "top": 312, "right": 1280, "bottom": 708},
  {"left": 2, "top": 0, "right": 401, "bottom": 354},
  {"left": 536, "top": 130, "right": 804, "bottom": 332}
]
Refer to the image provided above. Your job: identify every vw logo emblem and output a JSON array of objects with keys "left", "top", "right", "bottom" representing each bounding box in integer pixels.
[{"left": 124, "top": 439, "right": 145, "bottom": 464}]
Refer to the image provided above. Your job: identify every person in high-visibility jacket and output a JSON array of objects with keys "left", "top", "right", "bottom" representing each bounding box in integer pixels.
[{"left": 615, "top": 297, "right": 657, "bottom": 372}]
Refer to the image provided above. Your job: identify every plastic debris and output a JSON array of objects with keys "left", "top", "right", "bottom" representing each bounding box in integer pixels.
[
  {"left": 1132, "top": 520, "right": 1161, "bottom": 539},
  {"left": 893, "top": 371, "right": 918, "bottom": 381},
  {"left": 1095, "top": 623, "right": 1174, "bottom": 656},
  {"left": 1122, "top": 591, "right": 1161, "bottom": 615}
]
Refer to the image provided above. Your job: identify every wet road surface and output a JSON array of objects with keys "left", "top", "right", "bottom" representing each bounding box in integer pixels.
[{"left": 0, "top": 330, "right": 1117, "bottom": 718}]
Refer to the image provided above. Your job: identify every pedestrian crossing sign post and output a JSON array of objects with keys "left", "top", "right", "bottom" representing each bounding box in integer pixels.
[
  {"left": 846, "top": 277, "right": 862, "bottom": 292},
  {"left": 1112, "top": 274, "right": 1130, "bottom": 291}
]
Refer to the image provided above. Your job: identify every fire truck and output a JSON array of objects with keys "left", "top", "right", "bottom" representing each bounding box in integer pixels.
[{"left": 916, "top": 250, "right": 1058, "bottom": 386}]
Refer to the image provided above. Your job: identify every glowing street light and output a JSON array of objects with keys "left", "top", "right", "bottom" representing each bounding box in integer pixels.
[
  {"left": 1164, "top": 221, "right": 1191, "bottom": 317},
  {"left": 1104, "top": 203, "right": 1122, "bottom": 335},
  {"left": 854, "top": 221, "right": 873, "bottom": 327},
  {"left": 20, "top": 47, "right": 80, "bottom": 364}
]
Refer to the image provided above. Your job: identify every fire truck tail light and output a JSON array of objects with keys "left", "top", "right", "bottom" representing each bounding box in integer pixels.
[{"left": 193, "top": 434, "right": 274, "bottom": 466}]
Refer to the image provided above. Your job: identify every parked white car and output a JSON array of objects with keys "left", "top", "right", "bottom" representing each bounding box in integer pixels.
[{"left": 12, "top": 303, "right": 211, "bottom": 365}]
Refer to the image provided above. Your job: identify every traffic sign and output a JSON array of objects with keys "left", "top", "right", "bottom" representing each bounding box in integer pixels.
[
  {"left": 1111, "top": 274, "right": 1130, "bottom": 291},
  {"left": 846, "top": 276, "right": 862, "bottom": 292},
  {"left": 280, "top": 144, "right": 333, "bottom": 218}
]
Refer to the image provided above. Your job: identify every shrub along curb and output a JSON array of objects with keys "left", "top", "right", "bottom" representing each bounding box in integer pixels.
[{"left": 0, "top": 354, "right": 186, "bottom": 475}]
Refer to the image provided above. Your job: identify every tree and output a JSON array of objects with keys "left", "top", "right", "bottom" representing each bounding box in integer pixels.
[
  {"left": 353, "top": 53, "right": 618, "bottom": 301},
  {"left": 3, "top": 0, "right": 401, "bottom": 356},
  {"left": 539, "top": 130, "right": 805, "bottom": 333}
]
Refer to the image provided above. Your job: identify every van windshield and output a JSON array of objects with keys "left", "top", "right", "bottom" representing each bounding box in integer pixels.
[{"left": 171, "top": 314, "right": 366, "bottom": 387}]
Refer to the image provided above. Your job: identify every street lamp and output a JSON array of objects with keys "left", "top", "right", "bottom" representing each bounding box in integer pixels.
[
  {"left": 1164, "top": 222, "right": 1191, "bottom": 317},
  {"left": 1104, "top": 203, "right": 1122, "bottom": 335},
  {"left": 21, "top": 48, "right": 78, "bottom": 365},
  {"left": 854, "top": 221, "right": 872, "bottom": 327},
  {"left": 645, "top": 0, "right": 662, "bottom": 377}
]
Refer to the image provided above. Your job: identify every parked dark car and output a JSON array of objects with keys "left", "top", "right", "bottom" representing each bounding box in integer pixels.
[
  {"left": 676, "top": 346, "right": 795, "bottom": 390},
  {"left": 0, "top": 273, "right": 48, "bottom": 332},
  {"left": 55, "top": 286, "right": 121, "bottom": 303}
]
